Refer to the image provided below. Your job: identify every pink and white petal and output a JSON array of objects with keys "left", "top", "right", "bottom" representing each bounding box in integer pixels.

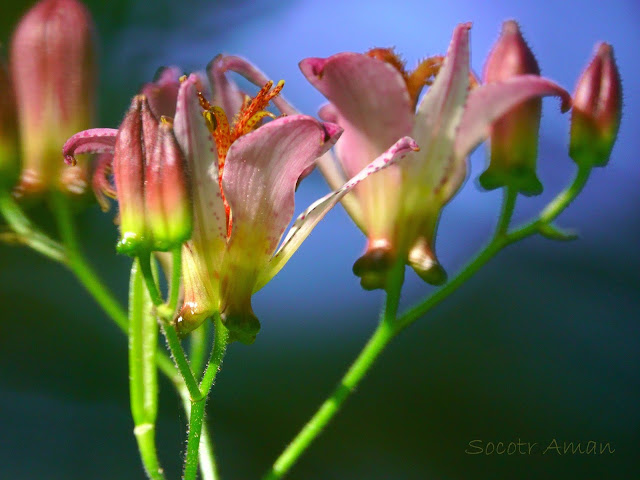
[
  {"left": 174, "top": 73, "right": 227, "bottom": 274},
  {"left": 255, "top": 136, "right": 419, "bottom": 291},
  {"left": 301, "top": 53, "right": 412, "bottom": 240},
  {"left": 141, "top": 66, "right": 182, "bottom": 119},
  {"left": 62, "top": 128, "right": 117, "bottom": 165},
  {"left": 410, "top": 23, "right": 471, "bottom": 199},
  {"left": 214, "top": 55, "right": 298, "bottom": 116},
  {"left": 453, "top": 75, "right": 571, "bottom": 162}
]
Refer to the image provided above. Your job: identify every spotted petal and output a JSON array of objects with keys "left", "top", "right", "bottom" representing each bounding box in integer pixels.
[
  {"left": 256, "top": 135, "right": 420, "bottom": 291},
  {"left": 173, "top": 74, "right": 227, "bottom": 334},
  {"left": 62, "top": 128, "right": 117, "bottom": 165}
]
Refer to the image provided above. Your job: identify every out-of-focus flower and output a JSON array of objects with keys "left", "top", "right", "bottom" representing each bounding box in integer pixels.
[
  {"left": 0, "top": 57, "right": 19, "bottom": 191},
  {"left": 10, "top": 0, "right": 95, "bottom": 198},
  {"left": 64, "top": 58, "right": 418, "bottom": 343},
  {"left": 569, "top": 43, "right": 622, "bottom": 167},
  {"left": 479, "top": 20, "right": 544, "bottom": 195},
  {"left": 301, "top": 23, "right": 571, "bottom": 289}
]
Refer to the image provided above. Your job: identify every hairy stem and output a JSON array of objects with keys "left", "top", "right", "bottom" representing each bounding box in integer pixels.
[{"left": 183, "top": 314, "right": 228, "bottom": 480}]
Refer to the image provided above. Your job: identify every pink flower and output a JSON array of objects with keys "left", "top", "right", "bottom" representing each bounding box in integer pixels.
[
  {"left": 64, "top": 57, "right": 418, "bottom": 343},
  {"left": 300, "top": 23, "right": 571, "bottom": 288}
]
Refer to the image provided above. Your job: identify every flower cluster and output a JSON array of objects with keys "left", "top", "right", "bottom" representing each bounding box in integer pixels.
[
  {"left": 64, "top": 58, "right": 418, "bottom": 343},
  {"left": 3, "top": 6, "right": 612, "bottom": 344}
]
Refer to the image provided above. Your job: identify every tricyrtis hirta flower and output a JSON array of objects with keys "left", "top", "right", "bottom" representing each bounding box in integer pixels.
[
  {"left": 301, "top": 23, "right": 571, "bottom": 289},
  {"left": 64, "top": 57, "right": 418, "bottom": 344},
  {"left": 10, "top": 0, "right": 95, "bottom": 198}
]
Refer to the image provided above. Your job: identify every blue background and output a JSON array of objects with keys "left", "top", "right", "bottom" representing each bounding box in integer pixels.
[{"left": 1, "top": 0, "right": 639, "bottom": 478}]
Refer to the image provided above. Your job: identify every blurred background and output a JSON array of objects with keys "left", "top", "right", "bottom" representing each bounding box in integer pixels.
[{"left": 1, "top": 0, "right": 638, "bottom": 479}]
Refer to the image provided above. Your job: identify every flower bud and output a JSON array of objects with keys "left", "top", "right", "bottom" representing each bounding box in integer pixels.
[
  {"left": 145, "top": 119, "right": 192, "bottom": 252},
  {"left": 479, "top": 20, "right": 543, "bottom": 196},
  {"left": 569, "top": 43, "right": 622, "bottom": 167},
  {"left": 113, "top": 96, "right": 147, "bottom": 255},
  {"left": 10, "top": 0, "right": 95, "bottom": 198},
  {"left": 0, "top": 57, "right": 19, "bottom": 191}
]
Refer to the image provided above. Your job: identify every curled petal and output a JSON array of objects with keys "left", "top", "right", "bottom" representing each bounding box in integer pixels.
[
  {"left": 255, "top": 136, "right": 419, "bottom": 291},
  {"left": 62, "top": 128, "right": 117, "bottom": 165},
  {"left": 207, "top": 55, "right": 246, "bottom": 118},
  {"left": 213, "top": 55, "right": 298, "bottom": 116}
]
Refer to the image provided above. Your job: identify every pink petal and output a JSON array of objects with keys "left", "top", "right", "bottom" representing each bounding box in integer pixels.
[
  {"left": 174, "top": 74, "right": 227, "bottom": 270},
  {"left": 222, "top": 115, "right": 332, "bottom": 261},
  {"left": 300, "top": 53, "right": 413, "bottom": 241},
  {"left": 207, "top": 55, "right": 246, "bottom": 118},
  {"left": 62, "top": 128, "right": 117, "bottom": 165},
  {"left": 141, "top": 65, "right": 182, "bottom": 119},
  {"left": 410, "top": 22, "right": 471, "bottom": 200},
  {"left": 218, "top": 115, "right": 334, "bottom": 342},
  {"left": 300, "top": 53, "right": 413, "bottom": 177},
  {"left": 213, "top": 55, "right": 298, "bottom": 116},
  {"left": 256, "top": 136, "right": 419, "bottom": 290},
  {"left": 453, "top": 74, "right": 572, "bottom": 164}
]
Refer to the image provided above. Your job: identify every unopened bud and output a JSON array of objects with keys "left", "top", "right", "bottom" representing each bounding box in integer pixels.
[
  {"left": 10, "top": 0, "right": 95, "bottom": 197},
  {"left": 569, "top": 43, "right": 622, "bottom": 167},
  {"left": 145, "top": 120, "right": 192, "bottom": 252},
  {"left": 0, "top": 57, "right": 19, "bottom": 190},
  {"left": 113, "top": 96, "right": 147, "bottom": 255},
  {"left": 480, "top": 20, "right": 543, "bottom": 196}
]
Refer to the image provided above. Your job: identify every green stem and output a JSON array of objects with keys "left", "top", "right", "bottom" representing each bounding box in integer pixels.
[
  {"left": 48, "top": 194, "right": 181, "bottom": 405},
  {"left": 0, "top": 190, "right": 66, "bottom": 262},
  {"left": 168, "top": 247, "right": 182, "bottom": 312},
  {"left": 138, "top": 251, "right": 164, "bottom": 307},
  {"left": 494, "top": 186, "right": 517, "bottom": 237},
  {"left": 263, "top": 261, "right": 405, "bottom": 480},
  {"left": 180, "top": 388, "right": 219, "bottom": 480},
  {"left": 183, "top": 314, "right": 228, "bottom": 480},
  {"left": 189, "top": 319, "right": 211, "bottom": 380},
  {"left": 263, "top": 165, "right": 593, "bottom": 479},
  {"left": 129, "top": 261, "right": 165, "bottom": 480},
  {"left": 162, "top": 323, "right": 201, "bottom": 401},
  {"left": 398, "top": 164, "right": 593, "bottom": 330},
  {"left": 51, "top": 192, "right": 129, "bottom": 332}
]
